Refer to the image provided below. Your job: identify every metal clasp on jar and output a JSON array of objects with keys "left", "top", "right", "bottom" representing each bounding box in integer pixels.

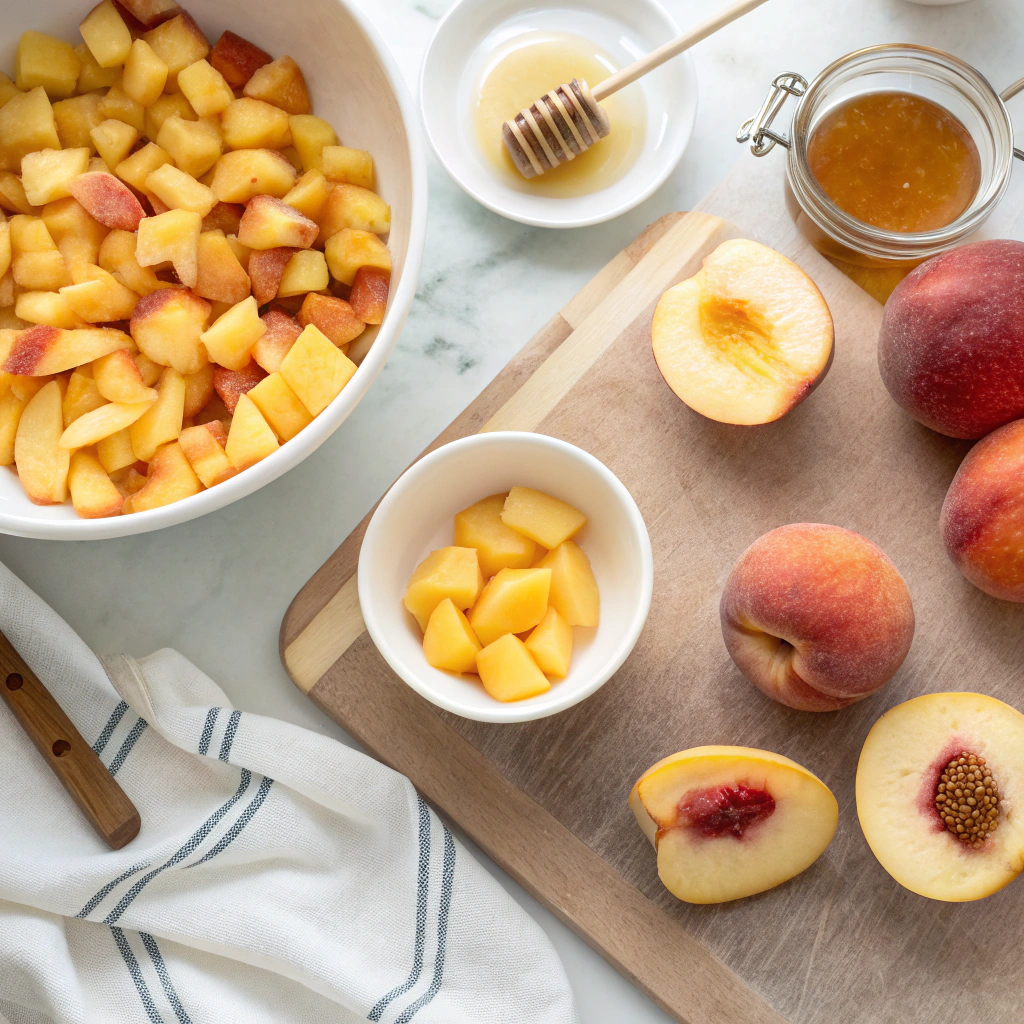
[{"left": 736, "top": 73, "right": 808, "bottom": 156}]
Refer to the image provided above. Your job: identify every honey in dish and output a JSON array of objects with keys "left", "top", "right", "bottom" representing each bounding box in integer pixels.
[
  {"left": 474, "top": 31, "right": 645, "bottom": 198},
  {"left": 807, "top": 91, "right": 982, "bottom": 233}
]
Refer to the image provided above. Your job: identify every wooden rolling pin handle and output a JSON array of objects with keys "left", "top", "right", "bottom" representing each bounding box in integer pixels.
[{"left": 0, "top": 632, "right": 141, "bottom": 850}]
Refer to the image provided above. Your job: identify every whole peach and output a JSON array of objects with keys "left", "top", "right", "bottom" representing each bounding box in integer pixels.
[
  {"left": 878, "top": 239, "right": 1024, "bottom": 439},
  {"left": 720, "top": 524, "right": 915, "bottom": 711},
  {"left": 940, "top": 418, "right": 1024, "bottom": 601}
]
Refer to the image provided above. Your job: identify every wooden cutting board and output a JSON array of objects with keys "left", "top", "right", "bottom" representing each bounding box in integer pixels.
[{"left": 280, "top": 163, "right": 1024, "bottom": 1024}]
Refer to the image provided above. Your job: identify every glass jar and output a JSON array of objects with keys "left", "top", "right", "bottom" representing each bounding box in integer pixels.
[{"left": 738, "top": 45, "right": 1024, "bottom": 268}]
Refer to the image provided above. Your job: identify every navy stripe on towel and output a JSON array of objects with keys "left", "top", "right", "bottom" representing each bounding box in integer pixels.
[
  {"left": 76, "top": 862, "right": 150, "bottom": 919},
  {"left": 93, "top": 701, "right": 129, "bottom": 755},
  {"left": 141, "top": 932, "right": 193, "bottom": 1024},
  {"left": 108, "top": 718, "right": 148, "bottom": 776},
  {"left": 394, "top": 824, "right": 457, "bottom": 1023},
  {"left": 103, "top": 770, "right": 253, "bottom": 924},
  {"left": 218, "top": 710, "right": 242, "bottom": 761},
  {"left": 198, "top": 707, "right": 220, "bottom": 756},
  {"left": 367, "top": 796, "right": 432, "bottom": 1021},
  {"left": 186, "top": 776, "right": 274, "bottom": 868},
  {"left": 111, "top": 927, "right": 163, "bottom": 1024}
]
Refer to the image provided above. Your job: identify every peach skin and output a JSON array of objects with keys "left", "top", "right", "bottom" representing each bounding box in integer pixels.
[
  {"left": 940, "top": 418, "right": 1024, "bottom": 602},
  {"left": 720, "top": 524, "right": 915, "bottom": 711}
]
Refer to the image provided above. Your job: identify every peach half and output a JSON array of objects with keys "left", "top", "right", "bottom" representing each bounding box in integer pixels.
[
  {"left": 651, "top": 239, "right": 833, "bottom": 425},
  {"left": 720, "top": 524, "right": 915, "bottom": 711},
  {"left": 856, "top": 692, "right": 1024, "bottom": 902},
  {"left": 630, "top": 745, "right": 837, "bottom": 903}
]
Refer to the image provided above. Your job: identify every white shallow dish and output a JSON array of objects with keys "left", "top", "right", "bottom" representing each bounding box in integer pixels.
[
  {"left": 0, "top": 0, "right": 427, "bottom": 540},
  {"left": 358, "top": 432, "right": 654, "bottom": 723},
  {"left": 419, "top": 0, "right": 697, "bottom": 228}
]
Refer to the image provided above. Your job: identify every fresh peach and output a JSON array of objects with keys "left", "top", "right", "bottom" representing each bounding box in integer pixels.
[
  {"left": 630, "top": 746, "right": 838, "bottom": 903},
  {"left": 652, "top": 239, "right": 834, "bottom": 425},
  {"left": 857, "top": 692, "right": 1024, "bottom": 901},
  {"left": 878, "top": 240, "right": 1024, "bottom": 439},
  {"left": 468, "top": 567, "right": 551, "bottom": 647},
  {"left": 940, "top": 418, "right": 1024, "bottom": 601},
  {"left": 454, "top": 493, "right": 537, "bottom": 578},
  {"left": 404, "top": 546, "right": 484, "bottom": 632},
  {"left": 476, "top": 633, "right": 550, "bottom": 702},
  {"left": 720, "top": 524, "right": 915, "bottom": 711}
]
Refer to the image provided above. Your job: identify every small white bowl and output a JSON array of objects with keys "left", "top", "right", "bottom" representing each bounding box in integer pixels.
[
  {"left": 358, "top": 432, "right": 653, "bottom": 723},
  {"left": 419, "top": 0, "right": 697, "bottom": 228},
  {"left": 0, "top": 0, "right": 427, "bottom": 540}
]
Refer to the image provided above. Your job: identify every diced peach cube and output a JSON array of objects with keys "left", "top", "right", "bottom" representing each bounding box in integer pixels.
[
  {"left": 0, "top": 73, "right": 20, "bottom": 109},
  {"left": 143, "top": 93, "right": 197, "bottom": 143},
  {"left": 62, "top": 367, "right": 105, "bottom": 426},
  {"left": 324, "top": 228, "right": 391, "bottom": 287},
  {"left": 320, "top": 183, "right": 391, "bottom": 239},
  {"left": 80, "top": 0, "right": 133, "bottom": 69},
  {"left": 98, "top": 85, "right": 145, "bottom": 133},
  {"left": 178, "top": 421, "right": 235, "bottom": 486},
  {"left": 15, "top": 291, "right": 87, "bottom": 329},
  {"left": 537, "top": 541, "right": 599, "bottom": 628},
  {"left": 209, "top": 148, "right": 296, "bottom": 204},
  {"left": 96, "top": 425, "right": 136, "bottom": 472},
  {"left": 224, "top": 392, "right": 278, "bottom": 470},
  {"left": 423, "top": 598, "right": 482, "bottom": 674},
  {"left": 349, "top": 266, "right": 390, "bottom": 325},
  {"left": 16, "top": 32, "right": 81, "bottom": 100},
  {"left": 177, "top": 58, "right": 233, "bottom": 117},
  {"left": 93, "top": 348, "right": 157, "bottom": 403},
  {"left": 212, "top": 361, "right": 265, "bottom": 413},
  {"left": 278, "top": 250, "right": 328, "bottom": 297},
  {"left": 238, "top": 194, "right": 318, "bottom": 250},
  {"left": 0, "top": 173, "right": 38, "bottom": 217},
  {"left": 145, "top": 164, "right": 216, "bottom": 217},
  {"left": 68, "top": 171, "right": 144, "bottom": 232},
  {"left": 68, "top": 447, "right": 123, "bottom": 517},
  {"left": 209, "top": 31, "right": 271, "bottom": 88},
  {"left": 60, "top": 265, "right": 140, "bottom": 322},
  {"left": 76, "top": 44, "right": 120, "bottom": 93},
  {"left": 247, "top": 246, "right": 295, "bottom": 305},
  {"left": 524, "top": 607, "right": 573, "bottom": 678},
  {"left": 14, "top": 380, "right": 69, "bottom": 504},
  {"left": 243, "top": 56, "right": 310, "bottom": 115},
  {"left": 194, "top": 229, "right": 250, "bottom": 305},
  {"left": 117, "top": 0, "right": 181, "bottom": 29},
  {"left": 468, "top": 567, "right": 551, "bottom": 647},
  {"left": 21, "top": 148, "right": 91, "bottom": 207},
  {"left": 122, "top": 39, "right": 169, "bottom": 107},
  {"left": 156, "top": 115, "right": 222, "bottom": 178},
  {"left": 200, "top": 296, "right": 265, "bottom": 371},
  {"left": 297, "top": 292, "right": 364, "bottom": 346},
  {"left": 476, "top": 633, "right": 551, "bottom": 702},
  {"left": 132, "top": 439, "right": 201, "bottom": 510},
  {"left": 41, "top": 197, "right": 108, "bottom": 274},
  {"left": 182, "top": 362, "right": 214, "bottom": 418},
  {"left": 0, "top": 88, "right": 61, "bottom": 172},
  {"left": 142, "top": 13, "right": 210, "bottom": 90},
  {"left": 287, "top": 115, "right": 337, "bottom": 173},
  {"left": 202, "top": 202, "right": 244, "bottom": 235},
  {"left": 136, "top": 208, "right": 202, "bottom": 288},
  {"left": 501, "top": 486, "right": 587, "bottom": 549},
  {"left": 283, "top": 169, "right": 330, "bottom": 222},
  {"left": 321, "top": 146, "right": 374, "bottom": 189},
  {"left": 404, "top": 546, "right": 484, "bottom": 632},
  {"left": 253, "top": 309, "right": 301, "bottom": 373},
  {"left": 98, "top": 229, "right": 167, "bottom": 296},
  {"left": 454, "top": 492, "right": 537, "bottom": 578},
  {"left": 247, "top": 371, "right": 311, "bottom": 441},
  {"left": 114, "top": 142, "right": 172, "bottom": 193},
  {"left": 52, "top": 93, "right": 106, "bottom": 151},
  {"left": 130, "top": 286, "right": 211, "bottom": 374},
  {"left": 279, "top": 323, "right": 357, "bottom": 416},
  {"left": 90, "top": 119, "right": 140, "bottom": 171},
  {"left": 222, "top": 97, "right": 291, "bottom": 151},
  {"left": 4, "top": 325, "right": 131, "bottom": 376},
  {"left": 129, "top": 365, "right": 184, "bottom": 460}
]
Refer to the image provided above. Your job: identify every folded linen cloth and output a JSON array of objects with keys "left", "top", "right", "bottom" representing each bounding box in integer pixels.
[{"left": 0, "top": 563, "right": 579, "bottom": 1024}]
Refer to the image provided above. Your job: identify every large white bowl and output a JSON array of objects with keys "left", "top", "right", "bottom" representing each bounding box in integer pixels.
[
  {"left": 419, "top": 0, "right": 697, "bottom": 229},
  {"left": 358, "top": 432, "right": 654, "bottom": 723},
  {"left": 0, "top": 0, "right": 427, "bottom": 539}
]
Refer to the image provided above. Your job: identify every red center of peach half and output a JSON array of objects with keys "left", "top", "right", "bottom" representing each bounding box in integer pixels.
[{"left": 675, "top": 783, "right": 775, "bottom": 840}]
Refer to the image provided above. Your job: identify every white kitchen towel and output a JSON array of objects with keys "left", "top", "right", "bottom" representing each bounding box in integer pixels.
[{"left": 0, "top": 562, "right": 580, "bottom": 1024}]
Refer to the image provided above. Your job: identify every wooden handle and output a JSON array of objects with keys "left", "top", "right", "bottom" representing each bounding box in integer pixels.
[
  {"left": 592, "top": 0, "right": 772, "bottom": 101},
  {"left": 0, "top": 632, "right": 141, "bottom": 850}
]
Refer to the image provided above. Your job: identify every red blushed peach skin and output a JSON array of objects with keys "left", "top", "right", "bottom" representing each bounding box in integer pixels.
[
  {"left": 941, "top": 418, "right": 1024, "bottom": 602},
  {"left": 720, "top": 524, "right": 915, "bottom": 711},
  {"left": 630, "top": 746, "right": 837, "bottom": 903},
  {"left": 652, "top": 239, "right": 834, "bottom": 425},
  {"left": 878, "top": 240, "right": 1024, "bottom": 439},
  {"left": 856, "top": 693, "right": 1024, "bottom": 902}
]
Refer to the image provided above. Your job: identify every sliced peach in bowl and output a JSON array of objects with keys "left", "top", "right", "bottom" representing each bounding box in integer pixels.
[
  {"left": 630, "top": 745, "right": 837, "bottom": 903},
  {"left": 652, "top": 239, "right": 833, "bottom": 425},
  {"left": 856, "top": 692, "right": 1024, "bottom": 902}
]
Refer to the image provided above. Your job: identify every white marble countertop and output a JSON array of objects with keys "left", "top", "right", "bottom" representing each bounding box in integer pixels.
[{"left": 3, "top": 1, "right": 1022, "bottom": 1020}]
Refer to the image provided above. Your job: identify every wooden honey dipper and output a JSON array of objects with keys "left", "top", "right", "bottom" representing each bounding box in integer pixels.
[{"left": 502, "top": 0, "right": 771, "bottom": 178}]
